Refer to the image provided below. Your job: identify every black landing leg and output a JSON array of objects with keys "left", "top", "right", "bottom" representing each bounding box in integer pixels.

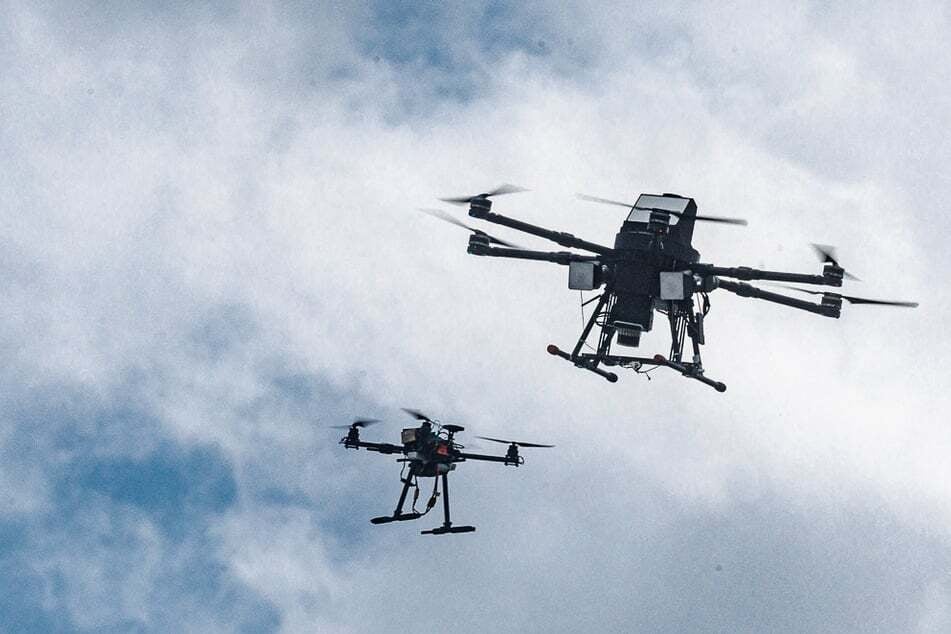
[
  {"left": 421, "top": 473, "right": 475, "bottom": 535},
  {"left": 370, "top": 474, "right": 422, "bottom": 524}
]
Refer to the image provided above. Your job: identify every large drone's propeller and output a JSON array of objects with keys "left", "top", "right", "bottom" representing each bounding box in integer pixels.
[
  {"left": 417, "top": 208, "right": 523, "bottom": 248},
  {"left": 475, "top": 435, "right": 555, "bottom": 448},
  {"left": 811, "top": 244, "right": 860, "bottom": 281},
  {"left": 402, "top": 408, "right": 436, "bottom": 424},
  {"left": 577, "top": 193, "right": 748, "bottom": 226},
  {"left": 771, "top": 284, "right": 918, "bottom": 307},
  {"left": 439, "top": 183, "right": 529, "bottom": 205},
  {"left": 331, "top": 418, "right": 382, "bottom": 429}
]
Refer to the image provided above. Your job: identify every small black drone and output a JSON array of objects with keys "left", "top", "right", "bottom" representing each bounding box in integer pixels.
[
  {"left": 336, "top": 409, "right": 552, "bottom": 535},
  {"left": 422, "top": 186, "right": 917, "bottom": 392}
]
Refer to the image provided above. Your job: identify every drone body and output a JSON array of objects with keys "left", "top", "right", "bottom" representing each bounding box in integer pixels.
[
  {"left": 427, "top": 187, "right": 917, "bottom": 392},
  {"left": 337, "top": 409, "right": 550, "bottom": 535}
]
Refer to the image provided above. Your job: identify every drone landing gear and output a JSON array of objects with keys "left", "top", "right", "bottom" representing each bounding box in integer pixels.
[
  {"left": 547, "top": 345, "right": 618, "bottom": 382},
  {"left": 551, "top": 290, "right": 728, "bottom": 391},
  {"left": 370, "top": 513, "right": 421, "bottom": 524},
  {"left": 370, "top": 472, "right": 424, "bottom": 525},
  {"left": 422, "top": 525, "right": 476, "bottom": 535},
  {"left": 421, "top": 473, "right": 475, "bottom": 536},
  {"left": 652, "top": 355, "right": 726, "bottom": 392}
]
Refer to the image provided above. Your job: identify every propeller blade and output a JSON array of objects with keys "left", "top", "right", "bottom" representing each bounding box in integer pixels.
[
  {"left": 576, "top": 193, "right": 632, "bottom": 208},
  {"left": 475, "top": 435, "right": 554, "bottom": 448},
  {"left": 811, "top": 243, "right": 839, "bottom": 266},
  {"left": 331, "top": 418, "right": 381, "bottom": 429},
  {"left": 811, "top": 243, "right": 860, "bottom": 281},
  {"left": 692, "top": 214, "right": 748, "bottom": 226},
  {"left": 577, "top": 194, "right": 747, "bottom": 225},
  {"left": 402, "top": 408, "right": 435, "bottom": 423},
  {"left": 439, "top": 183, "right": 529, "bottom": 205},
  {"left": 771, "top": 284, "right": 918, "bottom": 308},
  {"left": 841, "top": 297, "right": 919, "bottom": 307},
  {"left": 417, "top": 208, "right": 523, "bottom": 248}
]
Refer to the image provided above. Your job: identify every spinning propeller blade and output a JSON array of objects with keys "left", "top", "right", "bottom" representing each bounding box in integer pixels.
[
  {"left": 475, "top": 435, "right": 554, "bottom": 448},
  {"left": 402, "top": 408, "right": 436, "bottom": 423},
  {"left": 811, "top": 244, "right": 861, "bottom": 281},
  {"left": 331, "top": 418, "right": 382, "bottom": 429},
  {"left": 439, "top": 183, "right": 529, "bottom": 205},
  {"left": 576, "top": 193, "right": 747, "bottom": 225},
  {"left": 417, "top": 208, "right": 523, "bottom": 248},
  {"left": 771, "top": 284, "right": 918, "bottom": 308}
]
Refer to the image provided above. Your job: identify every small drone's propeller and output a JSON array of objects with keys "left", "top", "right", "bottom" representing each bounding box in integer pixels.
[
  {"left": 811, "top": 244, "right": 860, "bottom": 281},
  {"left": 331, "top": 418, "right": 382, "bottom": 429},
  {"left": 417, "top": 208, "right": 523, "bottom": 248},
  {"left": 439, "top": 183, "right": 529, "bottom": 205},
  {"left": 402, "top": 408, "right": 436, "bottom": 423},
  {"left": 576, "top": 193, "right": 748, "bottom": 226},
  {"left": 475, "top": 436, "right": 555, "bottom": 448},
  {"left": 771, "top": 284, "right": 918, "bottom": 307}
]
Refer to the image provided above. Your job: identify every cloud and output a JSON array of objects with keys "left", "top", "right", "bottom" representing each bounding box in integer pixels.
[{"left": 2, "top": 1, "right": 949, "bottom": 632}]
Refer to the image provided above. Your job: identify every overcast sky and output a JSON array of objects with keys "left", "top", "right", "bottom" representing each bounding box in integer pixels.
[{"left": 2, "top": 1, "right": 950, "bottom": 632}]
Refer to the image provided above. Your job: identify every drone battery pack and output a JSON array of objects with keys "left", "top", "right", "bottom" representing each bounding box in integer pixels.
[{"left": 401, "top": 428, "right": 417, "bottom": 444}]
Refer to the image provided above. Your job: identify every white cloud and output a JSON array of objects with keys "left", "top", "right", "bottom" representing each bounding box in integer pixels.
[{"left": 3, "top": 2, "right": 950, "bottom": 631}]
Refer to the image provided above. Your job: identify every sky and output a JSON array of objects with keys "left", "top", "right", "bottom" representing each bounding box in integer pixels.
[{"left": 2, "top": 1, "right": 950, "bottom": 632}]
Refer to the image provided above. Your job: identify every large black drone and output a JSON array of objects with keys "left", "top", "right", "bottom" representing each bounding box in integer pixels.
[
  {"left": 336, "top": 409, "right": 552, "bottom": 535},
  {"left": 423, "top": 186, "right": 917, "bottom": 392}
]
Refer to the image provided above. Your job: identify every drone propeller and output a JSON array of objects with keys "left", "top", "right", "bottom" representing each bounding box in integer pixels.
[
  {"left": 439, "top": 183, "right": 529, "bottom": 205},
  {"left": 475, "top": 435, "right": 555, "bottom": 448},
  {"left": 402, "top": 408, "right": 436, "bottom": 424},
  {"left": 331, "top": 418, "right": 382, "bottom": 429},
  {"left": 811, "top": 244, "right": 860, "bottom": 281},
  {"left": 576, "top": 193, "right": 748, "bottom": 226},
  {"left": 771, "top": 284, "right": 918, "bottom": 307},
  {"left": 417, "top": 208, "right": 523, "bottom": 248}
]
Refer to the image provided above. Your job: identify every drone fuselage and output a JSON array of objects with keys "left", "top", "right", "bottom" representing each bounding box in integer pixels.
[
  {"left": 400, "top": 424, "right": 458, "bottom": 476},
  {"left": 604, "top": 216, "right": 701, "bottom": 347}
]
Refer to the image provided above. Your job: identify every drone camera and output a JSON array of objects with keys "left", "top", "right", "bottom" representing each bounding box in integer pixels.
[{"left": 401, "top": 428, "right": 418, "bottom": 444}]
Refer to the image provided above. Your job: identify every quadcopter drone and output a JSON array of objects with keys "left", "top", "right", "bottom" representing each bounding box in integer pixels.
[
  {"left": 422, "top": 186, "right": 917, "bottom": 392},
  {"left": 336, "top": 409, "right": 552, "bottom": 535}
]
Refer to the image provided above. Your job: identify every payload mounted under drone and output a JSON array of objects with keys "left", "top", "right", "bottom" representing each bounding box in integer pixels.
[
  {"left": 336, "top": 409, "right": 552, "bottom": 535},
  {"left": 422, "top": 186, "right": 917, "bottom": 392}
]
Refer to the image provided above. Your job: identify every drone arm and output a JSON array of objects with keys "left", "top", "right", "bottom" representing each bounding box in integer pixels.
[
  {"left": 469, "top": 208, "right": 612, "bottom": 254},
  {"left": 716, "top": 279, "right": 840, "bottom": 318},
  {"left": 344, "top": 440, "right": 404, "bottom": 454},
  {"left": 456, "top": 451, "right": 515, "bottom": 464},
  {"left": 695, "top": 264, "right": 841, "bottom": 287},
  {"left": 468, "top": 240, "right": 600, "bottom": 266},
  {"left": 456, "top": 451, "right": 508, "bottom": 463}
]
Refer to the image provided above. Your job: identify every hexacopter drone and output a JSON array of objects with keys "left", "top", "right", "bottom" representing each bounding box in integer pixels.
[{"left": 422, "top": 186, "right": 917, "bottom": 392}]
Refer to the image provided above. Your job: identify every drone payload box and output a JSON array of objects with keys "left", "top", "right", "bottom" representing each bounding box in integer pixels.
[
  {"left": 659, "top": 271, "right": 695, "bottom": 300},
  {"left": 568, "top": 261, "right": 600, "bottom": 290}
]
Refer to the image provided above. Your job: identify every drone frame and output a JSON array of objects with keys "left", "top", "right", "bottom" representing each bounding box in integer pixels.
[
  {"left": 340, "top": 420, "right": 530, "bottom": 535},
  {"left": 451, "top": 192, "right": 865, "bottom": 392}
]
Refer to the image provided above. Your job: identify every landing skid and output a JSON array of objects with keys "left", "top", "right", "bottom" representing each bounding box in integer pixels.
[
  {"left": 370, "top": 513, "right": 422, "bottom": 524},
  {"left": 651, "top": 354, "right": 726, "bottom": 392},
  {"left": 547, "top": 346, "right": 726, "bottom": 392},
  {"left": 421, "top": 525, "right": 476, "bottom": 535}
]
